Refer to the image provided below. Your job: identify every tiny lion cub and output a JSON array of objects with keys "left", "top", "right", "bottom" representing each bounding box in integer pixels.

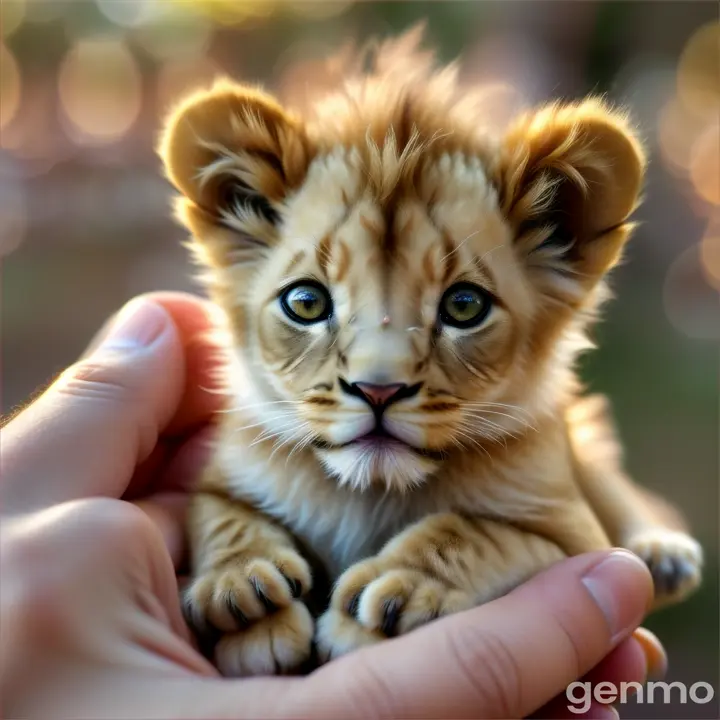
[{"left": 158, "top": 27, "right": 703, "bottom": 677}]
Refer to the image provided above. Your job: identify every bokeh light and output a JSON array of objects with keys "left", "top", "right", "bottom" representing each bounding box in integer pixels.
[
  {"left": 677, "top": 21, "right": 720, "bottom": 122},
  {"left": 0, "top": 171, "right": 27, "bottom": 257},
  {"left": 0, "top": 43, "right": 22, "bottom": 132},
  {"left": 1, "top": 0, "right": 26, "bottom": 38},
  {"left": 700, "top": 225, "right": 720, "bottom": 291},
  {"left": 168, "top": 0, "right": 276, "bottom": 26},
  {"left": 657, "top": 96, "right": 705, "bottom": 173},
  {"left": 656, "top": 20, "right": 719, "bottom": 215},
  {"left": 663, "top": 244, "right": 720, "bottom": 340},
  {"left": 287, "top": 1, "right": 354, "bottom": 19},
  {"left": 689, "top": 122, "right": 720, "bottom": 206},
  {"left": 133, "top": 5, "right": 212, "bottom": 62},
  {"left": 58, "top": 38, "right": 142, "bottom": 145},
  {"left": 95, "top": 0, "right": 155, "bottom": 28}
]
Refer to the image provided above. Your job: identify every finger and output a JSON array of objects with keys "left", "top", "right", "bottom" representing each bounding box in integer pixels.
[
  {"left": 133, "top": 492, "right": 189, "bottom": 571},
  {"left": 84, "top": 291, "right": 226, "bottom": 436},
  {"left": 532, "top": 628, "right": 666, "bottom": 719},
  {"left": 125, "top": 423, "right": 216, "bottom": 499},
  {"left": 130, "top": 425, "right": 216, "bottom": 569},
  {"left": 2, "top": 298, "right": 187, "bottom": 513},
  {"left": 133, "top": 292, "right": 226, "bottom": 436},
  {"left": 291, "top": 550, "right": 654, "bottom": 720}
]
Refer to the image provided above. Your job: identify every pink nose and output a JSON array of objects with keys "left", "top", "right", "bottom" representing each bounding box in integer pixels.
[{"left": 353, "top": 382, "right": 407, "bottom": 407}]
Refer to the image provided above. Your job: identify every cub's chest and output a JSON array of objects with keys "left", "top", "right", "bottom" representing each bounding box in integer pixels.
[{"left": 217, "top": 442, "right": 440, "bottom": 579}]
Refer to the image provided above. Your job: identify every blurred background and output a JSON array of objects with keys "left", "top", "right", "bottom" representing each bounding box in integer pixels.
[{"left": 1, "top": 1, "right": 718, "bottom": 716}]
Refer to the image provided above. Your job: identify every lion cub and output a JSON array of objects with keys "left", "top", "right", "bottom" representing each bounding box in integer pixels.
[{"left": 158, "top": 27, "right": 703, "bottom": 676}]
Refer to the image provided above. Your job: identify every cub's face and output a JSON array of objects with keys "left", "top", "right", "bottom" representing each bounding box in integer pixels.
[
  {"left": 160, "top": 77, "right": 644, "bottom": 491},
  {"left": 247, "top": 150, "right": 533, "bottom": 489}
]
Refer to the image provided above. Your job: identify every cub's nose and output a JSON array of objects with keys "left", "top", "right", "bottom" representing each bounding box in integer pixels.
[{"left": 339, "top": 379, "right": 421, "bottom": 409}]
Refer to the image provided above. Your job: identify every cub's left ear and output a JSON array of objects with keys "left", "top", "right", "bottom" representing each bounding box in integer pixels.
[{"left": 499, "top": 98, "right": 646, "bottom": 290}]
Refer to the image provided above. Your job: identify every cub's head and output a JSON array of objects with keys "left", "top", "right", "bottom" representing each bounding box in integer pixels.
[{"left": 158, "top": 30, "right": 645, "bottom": 492}]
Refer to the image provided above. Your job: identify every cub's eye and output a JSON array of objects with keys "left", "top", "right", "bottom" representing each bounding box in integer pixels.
[
  {"left": 280, "top": 282, "right": 332, "bottom": 324},
  {"left": 439, "top": 283, "right": 492, "bottom": 329}
]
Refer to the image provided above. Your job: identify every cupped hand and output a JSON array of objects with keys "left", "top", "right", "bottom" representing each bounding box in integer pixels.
[{"left": 1, "top": 293, "right": 666, "bottom": 719}]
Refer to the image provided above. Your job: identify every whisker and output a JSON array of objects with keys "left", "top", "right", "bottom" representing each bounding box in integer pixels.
[
  {"left": 463, "top": 409, "right": 538, "bottom": 432},
  {"left": 220, "top": 399, "right": 300, "bottom": 415},
  {"left": 250, "top": 419, "right": 305, "bottom": 446},
  {"left": 461, "top": 401, "right": 535, "bottom": 421},
  {"left": 231, "top": 411, "right": 299, "bottom": 435},
  {"left": 283, "top": 333, "right": 328, "bottom": 375},
  {"left": 439, "top": 229, "right": 481, "bottom": 265}
]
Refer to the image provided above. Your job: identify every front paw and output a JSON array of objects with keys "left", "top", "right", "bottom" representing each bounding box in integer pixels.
[
  {"left": 315, "top": 558, "right": 475, "bottom": 661},
  {"left": 626, "top": 529, "right": 703, "bottom": 607},
  {"left": 183, "top": 549, "right": 314, "bottom": 676},
  {"left": 215, "top": 601, "right": 314, "bottom": 677}
]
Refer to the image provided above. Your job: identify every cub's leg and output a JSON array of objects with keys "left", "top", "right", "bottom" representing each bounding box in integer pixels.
[
  {"left": 316, "top": 512, "right": 566, "bottom": 660},
  {"left": 184, "top": 477, "right": 314, "bottom": 677},
  {"left": 568, "top": 394, "right": 703, "bottom": 609}
]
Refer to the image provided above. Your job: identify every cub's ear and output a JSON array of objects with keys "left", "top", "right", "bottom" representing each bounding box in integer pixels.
[
  {"left": 499, "top": 98, "right": 646, "bottom": 297},
  {"left": 158, "top": 80, "right": 312, "bottom": 247}
]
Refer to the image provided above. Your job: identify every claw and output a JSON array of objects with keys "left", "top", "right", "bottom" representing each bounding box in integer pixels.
[
  {"left": 346, "top": 592, "right": 361, "bottom": 618},
  {"left": 380, "top": 597, "right": 402, "bottom": 637},
  {"left": 281, "top": 572, "right": 302, "bottom": 599}
]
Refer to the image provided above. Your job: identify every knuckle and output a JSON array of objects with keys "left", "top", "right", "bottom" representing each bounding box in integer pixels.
[
  {"left": 50, "top": 498, "right": 159, "bottom": 564},
  {"left": 58, "top": 357, "right": 141, "bottom": 403},
  {"left": 68, "top": 497, "right": 154, "bottom": 543}
]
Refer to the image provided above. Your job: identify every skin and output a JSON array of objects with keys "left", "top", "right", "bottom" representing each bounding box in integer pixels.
[{"left": 1, "top": 293, "right": 668, "bottom": 719}]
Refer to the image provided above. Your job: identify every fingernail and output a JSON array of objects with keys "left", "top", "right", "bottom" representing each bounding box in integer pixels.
[
  {"left": 581, "top": 550, "right": 652, "bottom": 645},
  {"left": 594, "top": 705, "right": 620, "bottom": 720},
  {"left": 91, "top": 299, "right": 170, "bottom": 353},
  {"left": 632, "top": 627, "right": 668, "bottom": 681}
]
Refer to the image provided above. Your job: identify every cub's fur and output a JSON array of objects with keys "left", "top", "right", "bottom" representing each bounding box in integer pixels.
[{"left": 158, "top": 26, "right": 702, "bottom": 677}]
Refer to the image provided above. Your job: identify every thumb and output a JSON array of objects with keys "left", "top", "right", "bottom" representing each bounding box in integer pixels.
[
  {"left": 295, "top": 550, "right": 654, "bottom": 719},
  {"left": 2, "top": 298, "right": 185, "bottom": 514}
]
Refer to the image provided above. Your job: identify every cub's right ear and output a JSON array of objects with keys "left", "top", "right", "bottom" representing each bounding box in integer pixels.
[{"left": 157, "top": 80, "right": 312, "bottom": 250}]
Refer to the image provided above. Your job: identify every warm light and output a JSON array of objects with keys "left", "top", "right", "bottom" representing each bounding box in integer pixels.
[
  {"left": 663, "top": 244, "right": 720, "bottom": 340},
  {"left": 689, "top": 122, "right": 720, "bottom": 206},
  {"left": 287, "top": 0, "right": 354, "bottom": 19},
  {"left": 677, "top": 21, "right": 720, "bottom": 122},
  {"left": 167, "top": 0, "right": 276, "bottom": 25},
  {"left": 700, "top": 227, "right": 720, "bottom": 291},
  {"left": 1, "top": 0, "right": 25, "bottom": 38},
  {"left": 0, "top": 176, "right": 27, "bottom": 258},
  {"left": 657, "top": 95, "right": 704, "bottom": 173},
  {"left": 58, "top": 38, "right": 142, "bottom": 144},
  {"left": 134, "top": 6, "right": 212, "bottom": 61},
  {"left": 0, "top": 43, "right": 21, "bottom": 132},
  {"left": 157, "top": 56, "right": 221, "bottom": 116}
]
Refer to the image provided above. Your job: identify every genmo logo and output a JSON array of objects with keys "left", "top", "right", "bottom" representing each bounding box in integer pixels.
[{"left": 566, "top": 680, "right": 716, "bottom": 714}]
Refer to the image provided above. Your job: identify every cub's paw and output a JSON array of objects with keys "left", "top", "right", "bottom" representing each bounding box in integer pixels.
[
  {"left": 183, "top": 549, "right": 312, "bottom": 634},
  {"left": 315, "top": 558, "right": 475, "bottom": 661},
  {"left": 215, "top": 601, "right": 314, "bottom": 677},
  {"left": 626, "top": 529, "right": 703, "bottom": 607}
]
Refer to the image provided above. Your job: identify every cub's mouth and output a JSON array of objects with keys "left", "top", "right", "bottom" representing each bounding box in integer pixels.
[{"left": 312, "top": 427, "right": 446, "bottom": 462}]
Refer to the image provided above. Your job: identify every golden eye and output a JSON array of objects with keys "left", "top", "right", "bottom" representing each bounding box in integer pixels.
[
  {"left": 439, "top": 283, "right": 492, "bottom": 329},
  {"left": 280, "top": 282, "right": 332, "bottom": 324}
]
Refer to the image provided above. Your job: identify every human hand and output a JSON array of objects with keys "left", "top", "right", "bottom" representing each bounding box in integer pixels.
[{"left": 1, "top": 293, "right": 666, "bottom": 719}]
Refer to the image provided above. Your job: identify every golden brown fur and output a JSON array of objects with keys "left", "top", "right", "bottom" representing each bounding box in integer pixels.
[{"left": 158, "top": 26, "right": 702, "bottom": 677}]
